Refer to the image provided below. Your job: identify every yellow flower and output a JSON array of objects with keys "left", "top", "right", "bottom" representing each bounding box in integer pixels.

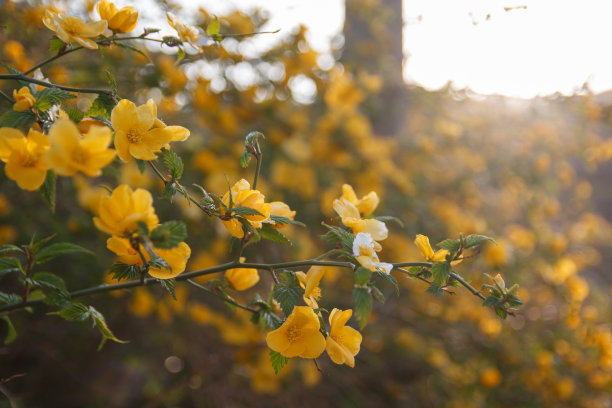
[
  {"left": 295, "top": 266, "right": 325, "bottom": 308},
  {"left": 166, "top": 13, "right": 201, "bottom": 50},
  {"left": 42, "top": 10, "right": 107, "bottom": 50},
  {"left": 97, "top": 0, "right": 138, "bottom": 33},
  {"left": 266, "top": 306, "right": 326, "bottom": 359},
  {"left": 414, "top": 234, "right": 449, "bottom": 262},
  {"left": 325, "top": 308, "right": 362, "bottom": 368},
  {"left": 93, "top": 184, "right": 159, "bottom": 236},
  {"left": 333, "top": 198, "right": 388, "bottom": 241},
  {"left": 226, "top": 257, "right": 260, "bottom": 290},
  {"left": 341, "top": 184, "right": 380, "bottom": 216},
  {"left": 45, "top": 118, "right": 116, "bottom": 177},
  {"left": 221, "top": 179, "right": 271, "bottom": 238},
  {"left": 111, "top": 99, "right": 189, "bottom": 162},
  {"left": 352, "top": 232, "right": 393, "bottom": 274},
  {"left": 106, "top": 236, "right": 191, "bottom": 279},
  {"left": 0, "top": 127, "right": 50, "bottom": 191},
  {"left": 12, "top": 87, "right": 35, "bottom": 111},
  {"left": 267, "top": 201, "right": 296, "bottom": 229}
]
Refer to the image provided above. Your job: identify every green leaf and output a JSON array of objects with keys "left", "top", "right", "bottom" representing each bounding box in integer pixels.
[
  {"left": 87, "top": 93, "right": 115, "bottom": 118},
  {"left": 371, "top": 285, "right": 385, "bottom": 304},
  {"left": 177, "top": 47, "right": 185, "bottom": 62},
  {"left": 115, "top": 42, "right": 151, "bottom": 62},
  {"left": 35, "top": 242, "right": 93, "bottom": 264},
  {"left": 143, "top": 27, "right": 161, "bottom": 35},
  {"left": 464, "top": 234, "right": 496, "bottom": 249},
  {"left": 150, "top": 221, "right": 187, "bottom": 249},
  {"left": 0, "top": 257, "right": 22, "bottom": 278},
  {"left": 260, "top": 309, "right": 282, "bottom": 329},
  {"left": 375, "top": 271, "right": 399, "bottom": 294},
  {"left": 206, "top": 17, "right": 220, "bottom": 36},
  {"left": 431, "top": 262, "right": 451, "bottom": 285},
  {"left": 104, "top": 71, "right": 118, "bottom": 98},
  {"left": 89, "top": 306, "right": 128, "bottom": 350},
  {"left": 2, "top": 316, "right": 17, "bottom": 345},
  {"left": 1, "top": 64, "right": 29, "bottom": 87},
  {"left": 259, "top": 224, "right": 291, "bottom": 245},
  {"left": 273, "top": 273, "right": 303, "bottom": 317},
  {"left": 239, "top": 150, "right": 251, "bottom": 168},
  {"left": 321, "top": 223, "right": 354, "bottom": 251},
  {"left": 33, "top": 88, "right": 76, "bottom": 112},
  {"left": 495, "top": 307, "right": 508, "bottom": 320},
  {"left": 162, "top": 36, "right": 182, "bottom": 46},
  {"left": 437, "top": 238, "right": 460, "bottom": 252},
  {"left": 158, "top": 278, "right": 177, "bottom": 300},
  {"left": 373, "top": 216, "right": 404, "bottom": 227},
  {"left": 231, "top": 206, "right": 264, "bottom": 217},
  {"left": 161, "top": 182, "right": 177, "bottom": 199},
  {"left": 245, "top": 131, "right": 264, "bottom": 145},
  {"left": 39, "top": 170, "right": 57, "bottom": 213},
  {"left": 67, "top": 108, "right": 84, "bottom": 123},
  {"left": 50, "top": 302, "right": 90, "bottom": 322},
  {"left": 28, "top": 233, "right": 56, "bottom": 254},
  {"left": 0, "top": 245, "right": 24, "bottom": 256},
  {"left": 0, "top": 110, "right": 37, "bottom": 128},
  {"left": 148, "top": 256, "right": 170, "bottom": 271},
  {"left": 506, "top": 295, "right": 523, "bottom": 307},
  {"left": 31, "top": 272, "right": 66, "bottom": 291},
  {"left": 0, "top": 292, "right": 21, "bottom": 305},
  {"left": 269, "top": 215, "right": 305, "bottom": 227},
  {"left": 426, "top": 282, "right": 444, "bottom": 297},
  {"left": 269, "top": 349, "right": 289, "bottom": 374},
  {"left": 49, "top": 37, "right": 65, "bottom": 52},
  {"left": 161, "top": 148, "right": 184, "bottom": 179},
  {"left": 353, "top": 287, "right": 372, "bottom": 329},
  {"left": 483, "top": 296, "right": 501, "bottom": 307},
  {"left": 354, "top": 267, "right": 372, "bottom": 285},
  {"left": 109, "top": 262, "right": 140, "bottom": 281},
  {"left": 135, "top": 158, "right": 146, "bottom": 174}
]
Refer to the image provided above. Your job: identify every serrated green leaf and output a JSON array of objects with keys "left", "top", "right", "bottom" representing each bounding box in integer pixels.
[
  {"left": 150, "top": 221, "right": 187, "bottom": 249},
  {"left": 49, "top": 37, "right": 65, "bottom": 52},
  {"left": 259, "top": 224, "right": 291, "bottom": 245},
  {"left": 148, "top": 256, "right": 170, "bottom": 271},
  {"left": 426, "top": 282, "right": 444, "bottom": 297},
  {"left": 0, "top": 292, "right": 21, "bottom": 305},
  {"left": 109, "top": 261, "right": 140, "bottom": 281},
  {"left": 35, "top": 242, "right": 93, "bottom": 264},
  {"left": 269, "top": 215, "right": 305, "bottom": 227},
  {"left": 269, "top": 349, "right": 289, "bottom": 374},
  {"left": 464, "top": 234, "right": 496, "bottom": 249},
  {"left": 321, "top": 223, "right": 354, "bottom": 251},
  {"left": 260, "top": 309, "right": 282, "bottom": 329},
  {"left": 245, "top": 131, "right": 264, "bottom": 145},
  {"left": 2, "top": 316, "right": 17, "bottom": 345},
  {"left": 38, "top": 170, "right": 57, "bottom": 213},
  {"left": 0, "top": 257, "right": 22, "bottom": 278},
  {"left": 0, "top": 245, "right": 24, "bottom": 256},
  {"left": 437, "top": 238, "right": 460, "bottom": 252},
  {"left": 31, "top": 272, "right": 66, "bottom": 291},
  {"left": 231, "top": 206, "right": 264, "bottom": 217},
  {"left": 33, "top": 88, "right": 76, "bottom": 112},
  {"left": 373, "top": 216, "right": 404, "bottom": 227},
  {"left": 50, "top": 302, "right": 90, "bottom": 322},
  {"left": 67, "top": 108, "right": 84, "bottom": 123},
  {"left": 375, "top": 271, "right": 399, "bottom": 295},
  {"left": 483, "top": 296, "right": 501, "bottom": 307},
  {"left": 239, "top": 150, "right": 251, "bottom": 168},
  {"left": 371, "top": 285, "right": 385, "bottom": 304},
  {"left": 161, "top": 148, "right": 183, "bottom": 179},
  {"left": 273, "top": 279, "right": 303, "bottom": 317},
  {"left": 0, "top": 110, "right": 37, "bottom": 128},
  {"left": 431, "top": 262, "right": 451, "bottom": 285},
  {"left": 158, "top": 278, "right": 177, "bottom": 300},
  {"left": 160, "top": 182, "right": 176, "bottom": 199},
  {"left": 87, "top": 93, "right": 115, "bottom": 118},
  {"left": 354, "top": 267, "right": 372, "bottom": 285},
  {"left": 353, "top": 287, "right": 372, "bottom": 329}
]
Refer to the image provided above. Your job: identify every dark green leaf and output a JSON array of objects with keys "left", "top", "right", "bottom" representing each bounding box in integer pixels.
[
  {"left": 51, "top": 302, "right": 90, "bottom": 322},
  {"left": 1, "top": 64, "right": 29, "bottom": 87},
  {"left": 0, "top": 110, "right": 36, "bottom": 128},
  {"left": 375, "top": 271, "right": 399, "bottom": 295},
  {"left": 86, "top": 93, "right": 115, "bottom": 118},
  {"left": 269, "top": 215, "right": 305, "bottom": 227},
  {"left": 432, "top": 262, "right": 451, "bottom": 285},
  {"left": 39, "top": 170, "right": 57, "bottom": 213},
  {"left": 31, "top": 272, "right": 66, "bottom": 291},
  {"left": 0, "top": 245, "right": 24, "bottom": 256},
  {"left": 33, "top": 88, "right": 76, "bottom": 112},
  {"left": 135, "top": 158, "right": 146, "bottom": 174},
  {"left": 28, "top": 233, "right": 56, "bottom": 254},
  {"left": 273, "top": 278, "right": 303, "bottom": 317},
  {"left": 353, "top": 287, "right": 372, "bottom": 329},
  {"left": 0, "top": 257, "right": 22, "bottom": 278},
  {"left": 161, "top": 148, "right": 183, "bottom": 179},
  {"left": 437, "top": 238, "right": 460, "bottom": 252},
  {"left": 158, "top": 278, "right": 176, "bottom": 300},
  {"left": 2, "top": 316, "right": 17, "bottom": 345},
  {"left": 150, "top": 221, "right": 187, "bottom": 249},
  {"left": 354, "top": 267, "right": 372, "bottom": 285},
  {"left": 269, "top": 349, "right": 289, "bottom": 374},
  {"left": 426, "top": 282, "right": 444, "bottom": 297},
  {"left": 260, "top": 309, "right": 283, "bottom": 329},
  {"left": 464, "top": 234, "right": 496, "bottom": 249},
  {"left": 483, "top": 296, "right": 501, "bottom": 307},
  {"left": 321, "top": 223, "right": 354, "bottom": 251},
  {"left": 67, "top": 108, "right": 84, "bottom": 123},
  {"left": 0, "top": 292, "right": 21, "bottom": 305},
  {"left": 245, "top": 131, "right": 264, "bottom": 145},
  {"left": 259, "top": 224, "right": 291, "bottom": 245},
  {"left": 35, "top": 242, "right": 93, "bottom": 264},
  {"left": 506, "top": 295, "right": 523, "bottom": 307},
  {"left": 231, "top": 206, "right": 264, "bottom": 217},
  {"left": 148, "top": 257, "right": 170, "bottom": 271},
  {"left": 495, "top": 307, "right": 508, "bottom": 320},
  {"left": 161, "top": 182, "right": 177, "bottom": 199},
  {"left": 109, "top": 262, "right": 140, "bottom": 281},
  {"left": 371, "top": 285, "right": 385, "bottom": 304}
]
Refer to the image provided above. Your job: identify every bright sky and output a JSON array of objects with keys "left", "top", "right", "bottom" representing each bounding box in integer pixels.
[{"left": 131, "top": 0, "right": 612, "bottom": 99}]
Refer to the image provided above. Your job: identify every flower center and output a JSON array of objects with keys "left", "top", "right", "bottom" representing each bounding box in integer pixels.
[
  {"left": 358, "top": 244, "right": 374, "bottom": 257},
  {"left": 286, "top": 325, "right": 301, "bottom": 343},
  {"left": 21, "top": 152, "right": 39, "bottom": 168},
  {"left": 127, "top": 128, "right": 145, "bottom": 143},
  {"left": 331, "top": 334, "right": 343, "bottom": 345},
  {"left": 62, "top": 17, "right": 82, "bottom": 36}
]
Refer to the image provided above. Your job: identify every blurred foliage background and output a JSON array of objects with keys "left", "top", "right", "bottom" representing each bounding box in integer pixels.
[{"left": 1, "top": 0, "right": 611, "bottom": 406}]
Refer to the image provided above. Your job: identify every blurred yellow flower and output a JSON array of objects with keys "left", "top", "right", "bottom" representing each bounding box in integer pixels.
[
  {"left": 106, "top": 236, "right": 191, "bottom": 279},
  {"left": 267, "top": 201, "right": 296, "bottom": 229},
  {"left": 334, "top": 198, "right": 388, "bottom": 241},
  {"left": 12, "top": 87, "right": 35, "bottom": 111},
  {"left": 221, "top": 179, "right": 271, "bottom": 238},
  {"left": 45, "top": 118, "right": 115, "bottom": 177},
  {"left": 296, "top": 266, "right": 324, "bottom": 308},
  {"left": 226, "top": 257, "right": 259, "bottom": 290},
  {"left": 93, "top": 184, "right": 159, "bottom": 236},
  {"left": 353, "top": 232, "right": 393, "bottom": 274},
  {"left": 480, "top": 367, "right": 502, "bottom": 388},
  {"left": 414, "top": 234, "right": 448, "bottom": 262},
  {"left": 97, "top": 0, "right": 138, "bottom": 33},
  {"left": 325, "top": 308, "right": 362, "bottom": 368},
  {"left": 341, "top": 184, "right": 380, "bottom": 216},
  {"left": 42, "top": 10, "right": 107, "bottom": 50},
  {"left": 111, "top": 99, "right": 189, "bottom": 162},
  {"left": 0, "top": 127, "right": 49, "bottom": 191},
  {"left": 166, "top": 13, "right": 201, "bottom": 50},
  {"left": 266, "top": 306, "right": 326, "bottom": 359}
]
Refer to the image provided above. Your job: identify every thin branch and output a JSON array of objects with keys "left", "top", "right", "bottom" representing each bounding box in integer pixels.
[
  {"left": 0, "top": 90, "right": 14, "bottom": 104},
  {"left": 187, "top": 279, "right": 258, "bottom": 313},
  {"left": 450, "top": 272, "right": 486, "bottom": 300},
  {"left": 0, "top": 74, "right": 111, "bottom": 96}
]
